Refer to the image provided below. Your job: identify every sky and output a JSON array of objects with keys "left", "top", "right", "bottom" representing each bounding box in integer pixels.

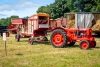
[{"left": 0, "top": 0, "right": 54, "bottom": 19}]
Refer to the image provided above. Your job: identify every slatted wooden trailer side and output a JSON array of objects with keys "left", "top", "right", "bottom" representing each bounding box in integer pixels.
[
  {"left": 11, "top": 13, "right": 50, "bottom": 44},
  {"left": 66, "top": 12, "right": 100, "bottom": 36}
]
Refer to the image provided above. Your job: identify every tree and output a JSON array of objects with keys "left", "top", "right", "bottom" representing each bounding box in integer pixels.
[
  {"left": 36, "top": 6, "right": 46, "bottom": 13},
  {"left": 0, "top": 18, "right": 5, "bottom": 25},
  {"left": 37, "top": 0, "right": 99, "bottom": 19},
  {"left": 95, "top": 0, "right": 100, "bottom": 12},
  {"left": 0, "top": 15, "right": 19, "bottom": 25},
  {"left": 67, "top": 0, "right": 98, "bottom": 12},
  {"left": 37, "top": 0, "right": 69, "bottom": 19},
  {"left": 50, "top": 0, "right": 70, "bottom": 19}
]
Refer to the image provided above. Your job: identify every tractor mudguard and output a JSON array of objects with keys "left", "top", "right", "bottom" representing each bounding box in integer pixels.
[{"left": 52, "top": 27, "right": 67, "bottom": 33}]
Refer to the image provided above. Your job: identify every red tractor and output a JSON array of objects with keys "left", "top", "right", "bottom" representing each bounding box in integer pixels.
[{"left": 50, "top": 27, "right": 96, "bottom": 50}]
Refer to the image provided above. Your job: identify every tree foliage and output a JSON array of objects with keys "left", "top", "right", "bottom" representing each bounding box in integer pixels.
[
  {"left": 37, "top": 0, "right": 69, "bottom": 19},
  {"left": 37, "top": 0, "right": 100, "bottom": 19},
  {"left": 0, "top": 15, "right": 19, "bottom": 25}
]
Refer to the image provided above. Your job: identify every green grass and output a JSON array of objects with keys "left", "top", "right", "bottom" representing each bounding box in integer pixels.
[{"left": 0, "top": 34, "right": 100, "bottom": 67}]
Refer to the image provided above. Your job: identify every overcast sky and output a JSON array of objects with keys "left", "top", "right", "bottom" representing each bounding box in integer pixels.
[{"left": 0, "top": 0, "right": 54, "bottom": 19}]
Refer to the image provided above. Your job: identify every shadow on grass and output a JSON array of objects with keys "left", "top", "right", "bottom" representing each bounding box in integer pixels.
[
  {"left": 95, "top": 47, "right": 100, "bottom": 49},
  {"left": 19, "top": 40, "right": 28, "bottom": 42},
  {"left": 64, "top": 44, "right": 79, "bottom": 48},
  {"left": 16, "top": 53, "right": 23, "bottom": 56},
  {"left": 64, "top": 45, "right": 99, "bottom": 50},
  {"left": 72, "top": 45, "right": 79, "bottom": 47},
  {"left": 33, "top": 41, "right": 51, "bottom": 45}
]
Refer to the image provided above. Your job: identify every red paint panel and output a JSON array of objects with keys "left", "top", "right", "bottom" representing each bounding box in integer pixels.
[{"left": 11, "top": 18, "right": 23, "bottom": 24}]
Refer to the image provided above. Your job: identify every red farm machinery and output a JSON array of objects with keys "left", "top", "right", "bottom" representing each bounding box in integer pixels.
[
  {"left": 8, "top": 24, "right": 17, "bottom": 34},
  {"left": 50, "top": 27, "right": 96, "bottom": 50},
  {"left": 0, "top": 26, "right": 10, "bottom": 37},
  {"left": 11, "top": 12, "right": 96, "bottom": 50},
  {"left": 11, "top": 13, "right": 50, "bottom": 44},
  {"left": 0, "top": 24, "right": 17, "bottom": 37}
]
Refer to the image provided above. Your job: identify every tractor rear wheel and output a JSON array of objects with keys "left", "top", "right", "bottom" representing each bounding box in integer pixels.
[
  {"left": 15, "top": 34, "right": 20, "bottom": 42},
  {"left": 28, "top": 37, "right": 34, "bottom": 45},
  {"left": 50, "top": 29, "right": 67, "bottom": 48},
  {"left": 79, "top": 40, "right": 90, "bottom": 50}
]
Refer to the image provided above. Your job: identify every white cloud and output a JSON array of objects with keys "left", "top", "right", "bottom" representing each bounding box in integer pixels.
[
  {"left": 0, "top": 0, "right": 41, "bottom": 10},
  {"left": 0, "top": 7, "right": 38, "bottom": 18},
  {"left": 0, "top": 0, "right": 42, "bottom": 18}
]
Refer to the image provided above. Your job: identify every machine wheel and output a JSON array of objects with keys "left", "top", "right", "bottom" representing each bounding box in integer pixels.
[
  {"left": 90, "top": 41, "right": 96, "bottom": 48},
  {"left": 79, "top": 40, "right": 90, "bottom": 50},
  {"left": 0, "top": 33, "right": 1, "bottom": 36},
  {"left": 42, "top": 37, "right": 48, "bottom": 41},
  {"left": 15, "top": 34, "right": 20, "bottom": 42},
  {"left": 6, "top": 32, "right": 10, "bottom": 37},
  {"left": 67, "top": 42, "right": 75, "bottom": 47},
  {"left": 0, "top": 32, "right": 9, "bottom": 37},
  {"left": 0, "top": 33, "right": 3, "bottom": 36},
  {"left": 28, "top": 37, "right": 34, "bottom": 45},
  {"left": 50, "top": 29, "right": 67, "bottom": 48}
]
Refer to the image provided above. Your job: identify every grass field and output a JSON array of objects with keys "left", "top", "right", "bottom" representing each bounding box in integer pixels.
[{"left": 0, "top": 34, "right": 100, "bottom": 67}]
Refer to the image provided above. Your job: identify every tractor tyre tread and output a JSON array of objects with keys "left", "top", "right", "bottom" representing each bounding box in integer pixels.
[
  {"left": 92, "top": 41, "right": 96, "bottom": 48},
  {"left": 79, "top": 40, "right": 90, "bottom": 50},
  {"left": 15, "top": 34, "right": 20, "bottom": 42},
  {"left": 50, "top": 29, "right": 67, "bottom": 48},
  {"left": 28, "top": 37, "right": 34, "bottom": 45}
]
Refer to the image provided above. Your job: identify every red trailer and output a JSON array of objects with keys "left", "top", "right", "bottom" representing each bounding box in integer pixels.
[
  {"left": 11, "top": 13, "right": 50, "bottom": 44},
  {"left": 49, "top": 18, "right": 66, "bottom": 31},
  {"left": 8, "top": 24, "right": 17, "bottom": 34}
]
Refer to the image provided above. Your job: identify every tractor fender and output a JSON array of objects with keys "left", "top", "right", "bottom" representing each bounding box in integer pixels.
[{"left": 52, "top": 27, "right": 67, "bottom": 33}]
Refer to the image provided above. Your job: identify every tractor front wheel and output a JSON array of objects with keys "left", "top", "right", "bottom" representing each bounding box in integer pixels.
[
  {"left": 79, "top": 40, "right": 90, "bottom": 50},
  {"left": 90, "top": 41, "right": 96, "bottom": 48},
  {"left": 50, "top": 29, "right": 67, "bottom": 48},
  {"left": 15, "top": 34, "right": 20, "bottom": 42},
  {"left": 28, "top": 37, "right": 34, "bottom": 45}
]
